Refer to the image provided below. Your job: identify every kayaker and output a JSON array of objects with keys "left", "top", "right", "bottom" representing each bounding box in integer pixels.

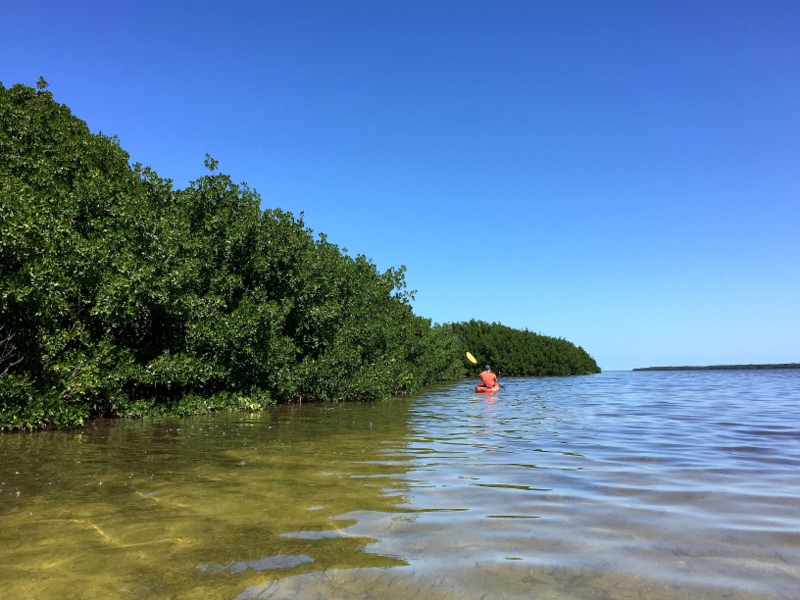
[{"left": 478, "top": 365, "right": 498, "bottom": 390}]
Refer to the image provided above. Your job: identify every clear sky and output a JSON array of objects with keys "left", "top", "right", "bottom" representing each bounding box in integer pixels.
[{"left": 3, "top": 1, "right": 799, "bottom": 370}]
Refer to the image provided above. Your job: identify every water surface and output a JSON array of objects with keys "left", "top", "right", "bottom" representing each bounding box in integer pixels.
[{"left": 1, "top": 370, "right": 798, "bottom": 599}]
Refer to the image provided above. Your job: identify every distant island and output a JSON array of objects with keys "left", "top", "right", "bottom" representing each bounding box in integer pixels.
[{"left": 633, "top": 363, "right": 800, "bottom": 371}]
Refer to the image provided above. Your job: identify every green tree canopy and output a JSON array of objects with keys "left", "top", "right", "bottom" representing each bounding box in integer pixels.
[
  {"left": 1, "top": 82, "right": 598, "bottom": 430},
  {"left": 0, "top": 82, "right": 462, "bottom": 429},
  {"left": 450, "top": 320, "right": 601, "bottom": 377}
]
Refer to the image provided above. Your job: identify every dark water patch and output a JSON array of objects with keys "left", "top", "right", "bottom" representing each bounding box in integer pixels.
[{"left": 199, "top": 553, "right": 314, "bottom": 574}]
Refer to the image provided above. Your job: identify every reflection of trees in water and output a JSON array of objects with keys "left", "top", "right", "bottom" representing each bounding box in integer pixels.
[{"left": 0, "top": 400, "right": 416, "bottom": 598}]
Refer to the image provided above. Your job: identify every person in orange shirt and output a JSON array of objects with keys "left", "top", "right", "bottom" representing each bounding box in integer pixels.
[{"left": 478, "top": 365, "right": 498, "bottom": 390}]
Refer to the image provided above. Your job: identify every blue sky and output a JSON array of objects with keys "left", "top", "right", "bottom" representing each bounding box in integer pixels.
[{"left": 3, "top": 1, "right": 798, "bottom": 370}]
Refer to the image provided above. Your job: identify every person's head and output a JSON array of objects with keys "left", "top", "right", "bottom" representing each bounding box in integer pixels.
[{"left": 484, "top": 365, "right": 491, "bottom": 371}]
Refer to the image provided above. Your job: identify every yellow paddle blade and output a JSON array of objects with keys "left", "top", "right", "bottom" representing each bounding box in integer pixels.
[{"left": 466, "top": 352, "right": 477, "bottom": 364}]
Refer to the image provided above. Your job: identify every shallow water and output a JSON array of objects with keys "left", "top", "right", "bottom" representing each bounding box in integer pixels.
[{"left": 1, "top": 370, "right": 799, "bottom": 599}]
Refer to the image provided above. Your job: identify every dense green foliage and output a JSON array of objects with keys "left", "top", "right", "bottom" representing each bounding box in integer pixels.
[
  {"left": 0, "top": 82, "right": 463, "bottom": 429},
  {"left": 450, "top": 320, "right": 601, "bottom": 377},
  {"left": 1, "top": 82, "right": 601, "bottom": 430}
]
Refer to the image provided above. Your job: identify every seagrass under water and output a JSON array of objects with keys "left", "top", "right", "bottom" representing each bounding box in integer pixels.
[{"left": 1, "top": 370, "right": 798, "bottom": 599}]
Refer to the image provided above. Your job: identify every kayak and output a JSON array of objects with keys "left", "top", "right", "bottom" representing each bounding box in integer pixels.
[{"left": 475, "top": 384, "right": 500, "bottom": 393}]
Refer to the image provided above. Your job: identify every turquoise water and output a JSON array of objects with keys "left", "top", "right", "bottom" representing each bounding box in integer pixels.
[{"left": 1, "top": 370, "right": 798, "bottom": 599}]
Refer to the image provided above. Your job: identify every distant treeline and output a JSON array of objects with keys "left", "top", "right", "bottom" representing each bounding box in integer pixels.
[
  {"left": 451, "top": 320, "right": 601, "bottom": 377},
  {"left": 634, "top": 364, "right": 800, "bottom": 371},
  {"left": 1, "top": 81, "right": 598, "bottom": 430}
]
